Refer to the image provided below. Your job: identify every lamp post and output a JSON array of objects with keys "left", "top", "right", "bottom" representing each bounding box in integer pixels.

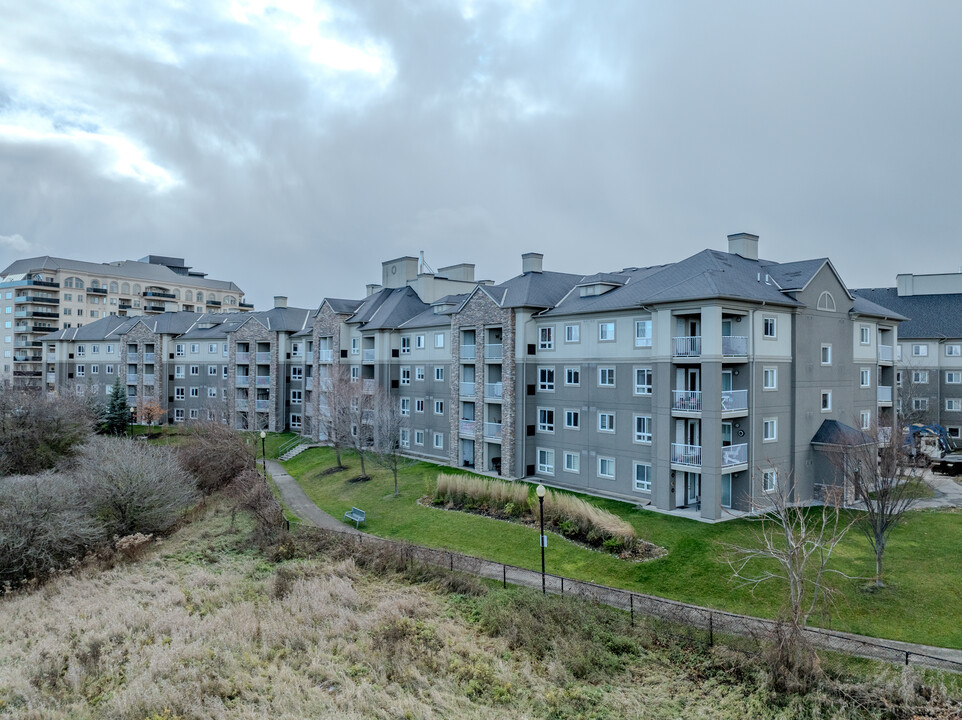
[
  {"left": 260, "top": 430, "right": 267, "bottom": 480},
  {"left": 536, "top": 484, "right": 546, "bottom": 594}
]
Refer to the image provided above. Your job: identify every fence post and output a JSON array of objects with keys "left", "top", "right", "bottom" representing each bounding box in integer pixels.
[
  {"left": 708, "top": 611, "right": 713, "bottom": 647},
  {"left": 560, "top": 577, "right": 564, "bottom": 596},
  {"left": 502, "top": 564, "right": 506, "bottom": 589},
  {"left": 905, "top": 651, "right": 910, "bottom": 666},
  {"left": 450, "top": 552, "right": 453, "bottom": 572},
  {"left": 630, "top": 594, "right": 634, "bottom": 627}
]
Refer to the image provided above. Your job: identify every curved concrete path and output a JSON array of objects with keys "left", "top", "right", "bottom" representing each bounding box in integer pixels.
[{"left": 266, "top": 459, "right": 360, "bottom": 534}]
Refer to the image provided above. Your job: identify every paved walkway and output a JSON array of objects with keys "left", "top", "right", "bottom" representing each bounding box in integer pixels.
[
  {"left": 916, "top": 468, "right": 962, "bottom": 509},
  {"left": 266, "top": 459, "right": 360, "bottom": 534}
]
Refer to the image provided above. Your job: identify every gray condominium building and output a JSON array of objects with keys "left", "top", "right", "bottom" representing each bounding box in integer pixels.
[{"left": 40, "top": 234, "right": 904, "bottom": 521}]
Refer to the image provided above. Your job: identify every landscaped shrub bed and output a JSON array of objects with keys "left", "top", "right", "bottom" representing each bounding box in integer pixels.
[{"left": 433, "top": 474, "right": 662, "bottom": 559}]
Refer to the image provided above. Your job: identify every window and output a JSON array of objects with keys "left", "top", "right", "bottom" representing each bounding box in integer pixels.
[
  {"left": 434, "top": 400, "right": 444, "bottom": 415},
  {"left": 821, "top": 391, "right": 832, "bottom": 411},
  {"left": 92, "top": 345, "right": 100, "bottom": 354},
  {"left": 538, "top": 367, "right": 555, "bottom": 391},
  {"left": 400, "top": 367, "right": 411, "bottom": 385},
  {"left": 947, "top": 372, "right": 962, "bottom": 384},
  {"left": 913, "top": 344, "right": 928, "bottom": 357},
  {"left": 190, "top": 343, "right": 199, "bottom": 354},
  {"left": 634, "top": 367, "right": 652, "bottom": 395},
  {"left": 208, "top": 365, "right": 218, "bottom": 376},
  {"left": 948, "top": 427, "right": 962, "bottom": 439},
  {"left": 947, "top": 344, "right": 962, "bottom": 357},
  {"left": 539, "top": 326, "right": 554, "bottom": 350},
  {"left": 351, "top": 338, "right": 359, "bottom": 355},
  {"left": 415, "top": 366, "right": 425, "bottom": 381},
  {"left": 817, "top": 291, "right": 836, "bottom": 311},
  {"left": 860, "top": 411, "right": 871, "bottom": 430},
  {"left": 433, "top": 432, "right": 444, "bottom": 449},
  {"left": 187, "top": 408, "right": 198, "bottom": 420},
  {"left": 763, "top": 470, "right": 777, "bottom": 493},
  {"left": 763, "top": 367, "right": 777, "bottom": 390},
  {"left": 291, "top": 390, "right": 302, "bottom": 404},
  {"left": 189, "top": 387, "right": 199, "bottom": 398},
  {"left": 947, "top": 399, "right": 962, "bottom": 412},
  {"left": 434, "top": 366, "right": 444, "bottom": 382},
  {"left": 538, "top": 408, "right": 555, "bottom": 432},
  {"left": 913, "top": 370, "right": 929, "bottom": 384},
  {"left": 763, "top": 418, "right": 777, "bottom": 442},
  {"left": 174, "top": 408, "right": 185, "bottom": 422},
  {"left": 91, "top": 365, "right": 99, "bottom": 374},
  {"left": 399, "top": 429, "right": 410, "bottom": 447},
  {"left": 175, "top": 365, "right": 185, "bottom": 378},
  {"left": 913, "top": 398, "right": 928, "bottom": 411},
  {"left": 416, "top": 335, "right": 425, "bottom": 349},
  {"left": 860, "top": 368, "right": 870, "bottom": 387},
  {"left": 401, "top": 336, "right": 411, "bottom": 354},
  {"left": 90, "top": 310, "right": 99, "bottom": 318},
  {"left": 598, "top": 367, "right": 615, "bottom": 387},
  {"left": 176, "top": 344, "right": 185, "bottom": 356},
  {"left": 76, "top": 345, "right": 86, "bottom": 357},
  {"left": 76, "top": 365, "right": 85, "bottom": 377},
  {"left": 820, "top": 344, "right": 831, "bottom": 365},
  {"left": 223, "top": 366, "right": 228, "bottom": 378},
  {"left": 564, "top": 367, "right": 580, "bottom": 386},
  {"left": 563, "top": 451, "right": 580, "bottom": 473},
  {"left": 434, "top": 332, "right": 444, "bottom": 349},
  {"left": 633, "top": 462, "right": 652, "bottom": 492},
  {"left": 106, "top": 365, "right": 114, "bottom": 374},
  {"left": 598, "top": 412, "right": 615, "bottom": 432},
  {"left": 350, "top": 366, "right": 359, "bottom": 381},
  {"left": 598, "top": 457, "right": 615, "bottom": 479},
  {"left": 564, "top": 324, "right": 580, "bottom": 343},
  {"left": 634, "top": 415, "right": 652, "bottom": 443},
  {"left": 860, "top": 326, "right": 871, "bottom": 345},
  {"left": 564, "top": 409, "right": 580, "bottom": 429},
  {"left": 538, "top": 448, "right": 555, "bottom": 475},
  {"left": 763, "top": 317, "right": 776, "bottom": 338},
  {"left": 400, "top": 398, "right": 410, "bottom": 416},
  {"left": 290, "top": 414, "right": 302, "bottom": 430},
  {"left": 105, "top": 344, "right": 114, "bottom": 354},
  {"left": 208, "top": 388, "right": 218, "bottom": 398},
  {"left": 175, "top": 387, "right": 185, "bottom": 400},
  {"left": 598, "top": 321, "right": 615, "bottom": 341},
  {"left": 209, "top": 343, "right": 218, "bottom": 354},
  {"left": 291, "top": 367, "right": 303, "bottom": 380},
  {"left": 190, "top": 365, "right": 199, "bottom": 376},
  {"left": 634, "top": 320, "right": 652, "bottom": 347},
  {"left": 415, "top": 399, "right": 424, "bottom": 413}
]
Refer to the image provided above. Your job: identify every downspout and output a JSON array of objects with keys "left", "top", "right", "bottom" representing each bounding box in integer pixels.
[{"left": 749, "top": 307, "right": 756, "bottom": 510}]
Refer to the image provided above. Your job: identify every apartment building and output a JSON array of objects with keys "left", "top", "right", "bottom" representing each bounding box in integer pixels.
[
  {"left": 1, "top": 254, "right": 252, "bottom": 388},
  {"left": 856, "top": 273, "right": 962, "bottom": 437}
]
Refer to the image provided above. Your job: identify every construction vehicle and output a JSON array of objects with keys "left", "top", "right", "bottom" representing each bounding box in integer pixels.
[{"left": 904, "top": 424, "right": 962, "bottom": 467}]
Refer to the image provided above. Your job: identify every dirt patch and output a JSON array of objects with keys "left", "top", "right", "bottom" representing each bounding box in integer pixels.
[
  {"left": 320, "top": 465, "right": 349, "bottom": 476},
  {"left": 348, "top": 475, "right": 371, "bottom": 484}
]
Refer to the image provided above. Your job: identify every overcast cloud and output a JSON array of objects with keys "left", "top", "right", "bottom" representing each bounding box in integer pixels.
[{"left": 1, "top": 0, "right": 960, "bottom": 309}]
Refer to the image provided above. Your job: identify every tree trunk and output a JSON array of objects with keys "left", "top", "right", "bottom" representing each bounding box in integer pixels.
[
  {"left": 358, "top": 450, "right": 366, "bottom": 477},
  {"left": 394, "top": 467, "right": 399, "bottom": 497}
]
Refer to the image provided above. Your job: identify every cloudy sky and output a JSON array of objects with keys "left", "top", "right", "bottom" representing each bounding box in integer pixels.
[{"left": 1, "top": 0, "right": 961, "bottom": 309}]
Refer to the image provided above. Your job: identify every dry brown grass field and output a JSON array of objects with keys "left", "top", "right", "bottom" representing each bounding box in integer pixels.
[{"left": 1, "top": 497, "right": 958, "bottom": 720}]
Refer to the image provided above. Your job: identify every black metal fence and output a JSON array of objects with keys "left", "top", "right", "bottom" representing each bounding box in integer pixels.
[{"left": 289, "top": 520, "right": 962, "bottom": 674}]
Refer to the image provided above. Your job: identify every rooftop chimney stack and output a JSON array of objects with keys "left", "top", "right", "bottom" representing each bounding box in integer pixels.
[
  {"left": 727, "top": 233, "right": 759, "bottom": 260},
  {"left": 273, "top": 295, "right": 288, "bottom": 308},
  {"left": 522, "top": 252, "right": 544, "bottom": 274}
]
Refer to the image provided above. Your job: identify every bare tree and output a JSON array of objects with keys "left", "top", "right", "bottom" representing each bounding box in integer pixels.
[
  {"left": 897, "top": 367, "right": 936, "bottom": 426},
  {"left": 178, "top": 421, "right": 255, "bottom": 494},
  {"left": 317, "top": 364, "right": 354, "bottom": 471},
  {"left": 0, "top": 389, "right": 93, "bottom": 475},
  {"left": 343, "top": 377, "right": 373, "bottom": 479},
  {"left": 369, "top": 388, "right": 415, "bottom": 496}
]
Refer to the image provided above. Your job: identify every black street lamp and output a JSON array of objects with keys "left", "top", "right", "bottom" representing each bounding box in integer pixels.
[
  {"left": 260, "top": 430, "right": 268, "bottom": 480},
  {"left": 536, "top": 484, "right": 546, "bottom": 594}
]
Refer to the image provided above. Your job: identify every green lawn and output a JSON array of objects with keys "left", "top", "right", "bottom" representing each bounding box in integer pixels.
[{"left": 282, "top": 444, "right": 962, "bottom": 649}]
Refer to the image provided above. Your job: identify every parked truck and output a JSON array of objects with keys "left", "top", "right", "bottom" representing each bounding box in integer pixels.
[{"left": 905, "top": 424, "right": 962, "bottom": 468}]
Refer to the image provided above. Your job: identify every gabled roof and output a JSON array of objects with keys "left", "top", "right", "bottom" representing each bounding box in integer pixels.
[
  {"left": 760, "top": 258, "right": 828, "bottom": 292},
  {"left": 323, "top": 298, "right": 364, "bottom": 315},
  {"left": 349, "top": 286, "right": 429, "bottom": 330},
  {"left": 488, "top": 270, "right": 584, "bottom": 309},
  {"left": 811, "top": 419, "right": 874, "bottom": 447},
  {"left": 853, "top": 288, "right": 961, "bottom": 338}
]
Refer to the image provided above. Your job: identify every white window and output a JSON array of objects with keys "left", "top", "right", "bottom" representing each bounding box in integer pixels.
[
  {"left": 538, "top": 367, "right": 555, "bottom": 391},
  {"left": 400, "top": 398, "right": 410, "bottom": 416},
  {"left": 563, "top": 451, "right": 580, "bottom": 473},
  {"left": 174, "top": 408, "right": 185, "bottom": 422},
  {"left": 189, "top": 387, "right": 199, "bottom": 398},
  {"left": 538, "top": 448, "right": 555, "bottom": 475},
  {"left": 897, "top": 345, "right": 903, "bottom": 361},
  {"left": 77, "top": 345, "right": 85, "bottom": 357},
  {"left": 948, "top": 427, "right": 962, "bottom": 439},
  {"left": 351, "top": 338, "right": 360, "bottom": 355},
  {"left": 434, "top": 333, "right": 444, "bottom": 349},
  {"left": 538, "top": 326, "right": 554, "bottom": 350},
  {"left": 291, "top": 367, "right": 303, "bottom": 380},
  {"left": 350, "top": 366, "right": 359, "bottom": 381},
  {"left": 223, "top": 366, "right": 228, "bottom": 378},
  {"left": 565, "top": 367, "right": 580, "bottom": 386},
  {"left": 208, "top": 365, "right": 218, "bottom": 376},
  {"left": 434, "top": 400, "right": 444, "bottom": 415},
  {"left": 598, "top": 321, "right": 615, "bottom": 341},
  {"left": 821, "top": 391, "right": 832, "bottom": 411},
  {"left": 860, "top": 410, "right": 871, "bottom": 430},
  {"left": 763, "top": 418, "right": 777, "bottom": 442},
  {"left": 190, "top": 343, "right": 199, "bottom": 354},
  {"left": 415, "top": 366, "right": 425, "bottom": 381},
  {"left": 209, "top": 343, "right": 218, "bottom": 354},
  {"left": 415, "top": 398, "right": 424, "bottom": 413},
  {"left": 190, "top": 365, "right": 199, "bottom": 376},
  {"left": 76, "top": 365, "right": 85, "bottom": 377},
  {"left": 859, "top": 368, "right": 870, "bottom": 387},
  {"left": 633, "top": 462, "right": 652, "bottom": 492},
  {"left": 175, "top": 387, "right": 185, "bottom": 400},
  {"left": 598, "top": 457, "right": 615, "bottom": 479},
  {"left": 763, "top": 367, "right": 777, "bottom": 390},
  {"left": 821, "top": 344, "right": 832, "bottom": 365},
  {"left": 598, "top": 412, "right": 615, "bottom": 432},
  {"left": 208, "top": 388, "right": 217, "bottom": 398},
  {"left": 106, "top": 365, "right": 114, "bottom": 374},
  {"left": 564, "top": 324, "right": 580, "bottom": 343},
  {"left": 401, "top": 336, "right": 411, "bottom": 354},
  {"left": 860, "top": 326, "right": 871, "bottom": 345},
  {"left": 634, "top": 320, "right": 652, "bottom": 347},
  {"left": 598, "top": 367, "right": 615, "bottom": 387},
  {"left": 291, "top": 390, "right": 302, "bottom": 404},
  {"left": 763, "top": 317, "right": 776, "bottom": 338},
  {"left": 913, "top": 370, "right": 929, "bottom": 384},
  {"left": 817, "top": 291, "right": 836, "bottom": 312},
  {"left": 947, "top": 344, "right": 961, "bottom": 357},
  {"left": 434, "top": 366, "right": 444, "bottom": 382},
  {"left": 433, "top": 432, "right": 444, "bottom": 449},
  {"left": 91, "top": 345, "right": 100, "bottom": 354},
  {"left": 290, "top": 414, "right": 302, "bottom": 430},
  {"left": 105, "top": 344, "right": 114, "bottom": 354},
  {"left": 947, "top": 372, "right": 962, "bottom": 384},
  {"left": 400, "top": 366, "right": 411, "bottom": 385},
  {"left": 399, "top": 429, "right": 410, "bottom": 447},
  {"left": 947, "top": 399, "right": 962, "bottom": 412},
  {"left": 89, "top": 310, "right": 99, "bottom": 318},
  {"left": 176, "top": 343, "right": 185, "bottom": 356},
  {"left": 913, "top": 398, "right": 929, "bottom": 411},
  {"left": 634, "top": 415, "right": 652, "bottom": 443},
  {"left": 175, "top": 365, "right": 185, "bottom": 378},
  {"left": 634, "top": 367, "right": 652, "bottom": 395},
  {"left": 913, "top": 344, "right": 928, "bottom": 357},
  {"left": 416, "top": 335, "right": 425, "bottom": 349},
  {"left": 763, "top": 469, "right": 777, "bottom": 493},
  {"left": 414, "top": 430, "right": 424, "bottom": 446},
  {"left": 91, "top": 365, "right": 98, "bottom": 374},
  {"left": 538, "top": 408, "right": 555, "bottom": 432},
  {"left": 564, "top": 409, "right": 580, "bottom": 429}
]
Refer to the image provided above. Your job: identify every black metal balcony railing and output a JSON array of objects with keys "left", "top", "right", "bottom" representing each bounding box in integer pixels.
[
  {"left": 88, "top": 287, "right": 107, "bottom": 295},
  {"left": 15, "top": 295, "right": 59, "bottom": 305},
  {"left": 143, "top": 290, "right": 174, "bottom": 299},
  {"left": 26, "top": 279, "right": 60, "bottom": 288},
  {"left": 206, "top": 299, "right": 222, "bottom": 306}
]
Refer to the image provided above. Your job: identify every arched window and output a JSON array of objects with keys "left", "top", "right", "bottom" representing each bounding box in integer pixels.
[
  {"left": 109, "top": 281, "right": 118, "bottom": 293},
  {"left": 196, "top": 291, "right": 203, "bottom": 303},
  {"left": 121, "top": 282, "right": 130, "bottom": 294},
  {"left": 226, "top": 296, "right": 235, "bottom": 305},
  {"left": 132, "top": 284, "right": 141, "bottom": 295},
  {"left": 173, "top": 289, "right": 180, "bottom": 300},
  {"left": 64, "top": 277, "right": 74, "bottom": 288},
  {"left": 185, "top": 290, "right": 193, "bottom": 301},
  {"left": 90, "top": 279, "right": 100, "bottom": 289},
  {"left": 817, "top": 291, "right": 836, "bottom": 312}
]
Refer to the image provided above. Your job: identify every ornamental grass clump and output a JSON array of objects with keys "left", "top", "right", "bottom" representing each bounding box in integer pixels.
[
  {"left": 536, "top": 489, "right": 638, "bottom": 553},
  {"left": 435, "top": 473, "right": 530, "bottom": 515}
]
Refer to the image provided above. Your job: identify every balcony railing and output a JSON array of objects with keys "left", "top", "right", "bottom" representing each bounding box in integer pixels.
[
  {"left": 878, "top": 344, "right": 893, "bottom": 363},
  {"left": 672, "top": 336, "right": 701, "bottom": 358},
  {"left": 878, "top": 385, "right": 893, "bottom": 403},
  {"left": 144, "top": 352, "right": 155, "bottom": 363},
  {"left": 126, "top": 374, "right": 137, "bottom": 385},
  {"left": 143, "top": 290, "right": 174, "bottom": 299},
  {"left": 483, "top": 422, "right": 502, "bottom": 439},
  {"left": 144, "top": 304, "right": 166, "bottom": 312},
  {"left": 459, "top": 419, "right": 477, "bottom": 435},
  {"left": 460, "top": 381, "right": 476, "bottom": 397},
  {"left": 671, "top": 443, "right": 702, "bottom": 467},
  {"left": 722, "top": 389, "right": 748, "bottom": 412},
  {"left": 484, "top": 382, "right": 503, "bottom": 398},
  {"left": 304, "top": 350, "right": 313, "bottom": 362},
  {"left": 235, "top": 399, "right": 249, "bottom": 411},
  {"left": 235, "top": 375, "right": 250, "bottom": 387},
  {"left": 205, "top": 299, "right": 222, "bottom": 306},
  {"left": 672, "top": 390, "right": 702, "bottom": 412},
  {"left": 722, "top": 443, "right": 748, "bottom": 467},
  {"left": 143, "top": 374, "right": 155, "bottom": 385},
  {"left": 15, "top": 295, "right": 59, "bottom": 304},
  {"left": 46, "top": 373, "right": 56, "bottom": 383},
  {"left": 362, "top": 348, "right": 375, "bottom": 363},
  {"left": 318, "top": 349, "right": 333, "bottom": 363},
  {"left": 236, "top": 352, "right": 250, "bottom": 364},
  {"left": 13, "top": 354, "right": 42, "bottom": 362},
  {"left": 485, "top": 344, "right": 503, "bottom": 360},
  {"left": 255, "top": 352, "right": 271, "bottom": 364},
  {"left": 255, "top": 376, "right": 271, "bottom": 388},
  {"left": 460, "top": 344, "right": 476, "bottom": 360},
  {"left": 722, "top": 335, "right": 748, "bottom": 357},
  {"left": 255, "top": 400, "right": 270, "bottom": 412},
  {"left": 127, "top": 352, "right": 139, "bottom": 362},
  {"left": 88, "top": 287, "right": 107, "bottom": 295},
  {"left": 305, "top": 377, "right": 313, "bottom": 390},
  {"left": 362, "top": 379, "right": 375, "bottom": 394}
]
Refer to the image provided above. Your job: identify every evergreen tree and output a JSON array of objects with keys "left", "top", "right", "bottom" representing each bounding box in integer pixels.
[{"left": 104, "top": 375, "right": 129, "bottom": 435}]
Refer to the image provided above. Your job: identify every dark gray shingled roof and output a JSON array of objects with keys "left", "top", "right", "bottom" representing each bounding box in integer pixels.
[
  {"left": 324, "top": 298, "right": 364, "bottom": 315},
  {"left": 811, "top": 419, "right": 874, "bottom": 446},
  {"left": 41, "top": 315, "right": 134, "bottom": 342},
  {"left": 348, "top": 287, "right": 430, "bottom": 330},
  {"left": 398, "top": 306, "right": 453, "bottom": 329},
  {"left": 853, "top": 288, "right": 960, "bottom": 338},
  {"left": 760, "top": 258, "right": 830, "bottom": 292},
  {"left": 487, "top": 270, "right": 585, "bottom": 309}
]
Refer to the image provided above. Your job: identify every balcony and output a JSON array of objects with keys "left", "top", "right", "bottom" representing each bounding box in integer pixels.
[
  {"left": 460, "top": 381, "right": 476, "bottom": 397},
  {"left": 484, "top": 344, "right": 503, "bottom": 360},
  {"left": 363, "top": 379, "right": 375, "bottom": 394},
  {"left": 255, "top": 376, "right": 271, "bottom": 388},
  {"left": 144, "top": 304, "right": 166, "bottom": 312},
  {"left": 722, "top": 389, "right": 748, "bottom": 413},
  {"left": 15, "top": 295, "right": 59, "bottom": 305},
  {"left": 88, "top": 287, "right": 107, "bottom": 295},
  {"left": 239, "top": 302, "right": 254, "bottom": 309},
  {"left": 672, "top": 390, "right": 702, "bottom": 413},
  {"left": 255, "top": 400, "right": 270, "bottom": 412},
  {"left": 484, "top": 382, "right": 503, "bottom": 398},
  {"left": 143, "top": 374, "right": 155, "bottom": 385},
  {"left": 304, "top": 350, "right": 313, "bottom": 362},
  {"left": 25, "top": 279, "right": 59, "bottom": 288},
  {"left": 483, "top": 422, "right": 503, "bottom": 439},
  {"left": 878, "top": 385, "right": 893, "bottom": 404},
  {"left": 13, "top": 370, "right": 42, "bottom": 377},
  {"left": 318, "top": 349, "right": 333, "bottom": 363},
  {"left": 143, "top": 290, "right": 174, "bottom": 299},
  {"left": 46, "top": 372, "right": 56, "bottom": 383},
  {"left": 236, "top": 351, "right": 250, "bottom": 364},
  {"left": 205, "top": 299, "right": 222, "bottom": 307},
  {"left": 722, "top": 336, "right": 748, "bottom": 357},
  {"left": 144, "top": 353, "right": 155, "bottom": 363},
  {"left": 459, "top": 419, "right": 477, "bottom": 435},
  {"left": 305, "top": 377, "right": 313, "bottom": 390},
  {"left": 255, "top": 352, "right": 271, "bottom": 364},
  {"left": 13, "top": 354, "right": 42, "bottom": 362},
  {"left": 671, "top": 443, "right": 702, "bottom": 468},
  {"left": 119, "top": 303, "right": 132, "bottom": 310},
  {"left": 126, "top": 374, "right": 138, "bottom": 385},
  {"left": 460, "top": 344, "right": 476, "bottom": 360},
  {"left": 672, "top": 336, "right": 701, "bottom": 358},
  {"left": 360, "top": 348, "right": 374, "bottom": 363},
  {"left": 878, "top": 344, "right": 893, "bottom": 363},
  {"left": 235, "top": 399, "right": 249, "bottom": 411},
  {"left": 235, "top": 375, "right": 250, "bottom": 387},
  {"left": 127, "top": 352, "right": 139, "bottom": 362},
  {"left": 722, "top": 443, "right": 748, "bottom": 468}
]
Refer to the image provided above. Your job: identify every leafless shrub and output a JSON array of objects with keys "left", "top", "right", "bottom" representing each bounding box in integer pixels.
[
  {"left": 0, "top": 389, "right": 94, "bottom": 475},
  {"left": 114, "top": 533, "right": 154, "bottom": 561},
  {"left": 177, "top": 421, "right": 254, "bottom": 494},
  {"left": 230, "top": 469, "right": 287, "bottom": 549}
]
